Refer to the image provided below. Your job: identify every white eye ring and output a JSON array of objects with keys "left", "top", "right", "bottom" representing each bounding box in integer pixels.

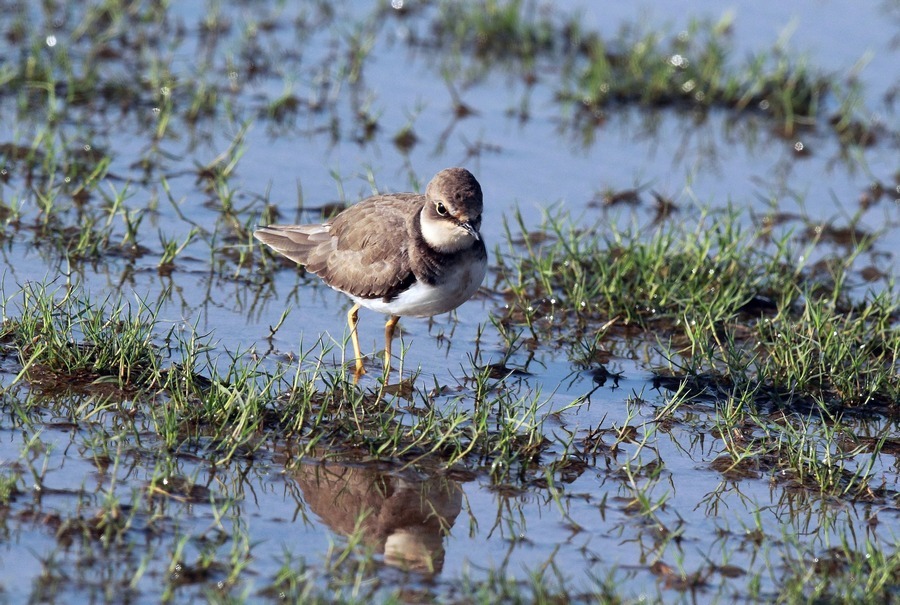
[{"left": 436, "top": 202, "right": 448, "bottom": 216}]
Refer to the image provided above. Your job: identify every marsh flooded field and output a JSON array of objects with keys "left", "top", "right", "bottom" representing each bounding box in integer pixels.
[{"left": 0, "top": 1, "right": 898, "bottom": 602}]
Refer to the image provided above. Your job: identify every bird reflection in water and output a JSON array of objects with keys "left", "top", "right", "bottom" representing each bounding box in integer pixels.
[{"left": 293, "top": 462, "right": 463, "bottom": 573}]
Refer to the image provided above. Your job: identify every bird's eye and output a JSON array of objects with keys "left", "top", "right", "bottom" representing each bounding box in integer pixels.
[{"left": 436, "top": 202, "right": 448, "bottom": 216}]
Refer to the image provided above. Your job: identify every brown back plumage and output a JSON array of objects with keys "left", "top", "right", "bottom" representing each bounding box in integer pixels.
[{"left": 255, "top": 193, "right": 422, "bottom": 300}]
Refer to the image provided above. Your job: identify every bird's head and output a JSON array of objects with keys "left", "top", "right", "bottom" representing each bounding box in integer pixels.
[{"left": 420, "top": 167, "right": 483, "bottom": 253}]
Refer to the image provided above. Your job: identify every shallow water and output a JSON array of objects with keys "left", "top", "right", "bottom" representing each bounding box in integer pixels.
[{"left": 0, "top": 0, "right": 898, "bottom": 602}]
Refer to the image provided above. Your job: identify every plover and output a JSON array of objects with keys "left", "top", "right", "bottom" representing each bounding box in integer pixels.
[{"left": 255, "top": 167, "right": 487, "bottom": 377}]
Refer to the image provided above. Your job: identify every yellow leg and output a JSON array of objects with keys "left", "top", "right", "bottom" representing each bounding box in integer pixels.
[
  {"left": 347, "top": 303, "right": 365, "bottom": 377},
  {"left": 384, "top": 315, "right": 400, "bottom": 374}
]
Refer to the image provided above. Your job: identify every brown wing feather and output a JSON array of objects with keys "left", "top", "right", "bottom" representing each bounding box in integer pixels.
[
  {"left": 254, "top": 224, "right": 331, "bottom": 266},
  {"left": 256, "top": 193, "right": 423, "bottom": 300}
]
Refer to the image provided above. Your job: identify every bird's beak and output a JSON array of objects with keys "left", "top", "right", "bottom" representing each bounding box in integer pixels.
[{"left": 460, "top": 220, "right": 481, "bottom": 241}]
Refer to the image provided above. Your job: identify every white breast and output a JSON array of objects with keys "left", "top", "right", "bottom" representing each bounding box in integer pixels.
[{"left": 348, "top": 256, "right": 487, "bottom": 318}]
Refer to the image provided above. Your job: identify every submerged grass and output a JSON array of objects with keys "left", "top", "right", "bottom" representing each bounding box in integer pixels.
[
  {"left": 0, "top": 280, "right": 604, "bottom": 600},
  {"left": 3, "top": 281, "right": 161, "bottom": 390},
  {"left": 422, "top": 2, "right": 878, "bottom": 144},
  {"left": 5, "top": 269, "right": 889, "bottom": 602},
  {"left": 0, "top": 280, "right": 583, "bottom": 478},
  {"left": 498, "top": 206, "right": 899, "bottom": 410},
  {"left": 0, "top": 0, "right": 889, "bottom": 293},
  {"left": 497, "top": 204, "right": 898, "bottom": 512}
]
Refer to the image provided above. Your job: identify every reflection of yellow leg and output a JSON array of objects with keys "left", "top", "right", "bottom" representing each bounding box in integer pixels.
[
  {"left": 347, "top": 303, "right": 365, "bottom": 377},
  {"left": 384, "top": 315, "right": 400, "bottom": 374}
]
